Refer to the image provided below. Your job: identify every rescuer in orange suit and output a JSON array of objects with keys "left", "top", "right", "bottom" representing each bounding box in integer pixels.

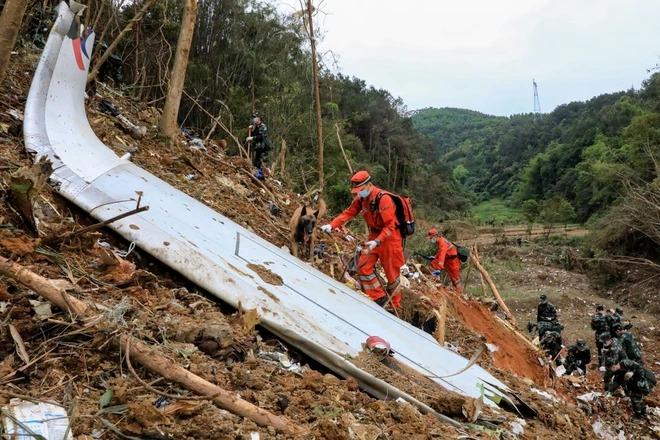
[
  {"left": 320, "top": 171, "right": 405, "bottom": 308},
  {"left": 427, "top": 228, "right": 463, "bottom": 294}
]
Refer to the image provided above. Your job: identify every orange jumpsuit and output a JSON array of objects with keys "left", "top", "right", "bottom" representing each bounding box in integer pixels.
[
  {"left": 330, "top": 188, "right": 405, "bottom": 308},
  {"left": 431, "top": 236, "right": 463, "bottom": 294}
]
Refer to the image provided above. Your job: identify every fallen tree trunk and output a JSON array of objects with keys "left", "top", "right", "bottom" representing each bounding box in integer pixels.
[
  {"left": 0, "top": 255, "right": 305, "bottom": 436},
  {"left": 468, "top": 252, "right": 517, "bottom": 326}
]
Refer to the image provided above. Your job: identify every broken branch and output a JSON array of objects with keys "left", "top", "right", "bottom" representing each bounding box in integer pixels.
[
  {"left": 0, "top": 255, "right": 305, "bottom": 436},
  {"left": 468, "top": 251, "right": 517, "bottom": 326}
]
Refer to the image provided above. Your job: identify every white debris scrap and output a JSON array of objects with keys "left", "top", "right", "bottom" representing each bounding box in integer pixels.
[
  {"left": 592, "top": 419, "right": 625, "bottom": 440},
  {"left": 485, "top": 343, "right": 499, "bottom": 353},
  {"left": 509, "top": 418, "right": 526, "bottom": 436},
  {"left": 577, "top": 391, "right": 602, "bottom": 403},
  {"left": 531, "top": 387, "right": 559, "bottom": 402},
  {"left": 1, "top": 399, "right": 72, "bottom": 440}
]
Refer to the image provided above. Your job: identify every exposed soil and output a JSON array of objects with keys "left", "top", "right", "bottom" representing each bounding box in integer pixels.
[{"left": 0, "top": 50, "right": 658, "bottom": 439}]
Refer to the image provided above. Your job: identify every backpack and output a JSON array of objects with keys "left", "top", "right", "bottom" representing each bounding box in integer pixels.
[
  {"left": 375, "top": 191, "right": 415, "bottom": 238},
  {"left": 451, "top": 241, "right": 470, "bottom": 262}
]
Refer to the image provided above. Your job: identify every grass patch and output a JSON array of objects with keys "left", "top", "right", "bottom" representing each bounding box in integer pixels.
[{"left": 471, "top": 199, "right": 524, "bottom": 225}]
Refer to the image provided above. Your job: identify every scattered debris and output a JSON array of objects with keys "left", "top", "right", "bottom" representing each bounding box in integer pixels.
[
  {"left": 592, "top": 418, "right": 625, "bottom": 440},
  {"left": 1, "top": 399, "right": 73, "bottom": 440}
]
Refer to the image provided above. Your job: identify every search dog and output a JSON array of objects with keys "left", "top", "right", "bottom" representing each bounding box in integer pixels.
[{"left": 289, "top": 199, "right": 326, "bottom": 262}]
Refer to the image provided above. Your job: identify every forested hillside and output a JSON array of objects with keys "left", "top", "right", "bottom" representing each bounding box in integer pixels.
[
  {"left": 16, "top": 1, "right": 466, "bottom": 218},
  {"left": 413, "top": 74, "right": 659, "bottom": 224}
]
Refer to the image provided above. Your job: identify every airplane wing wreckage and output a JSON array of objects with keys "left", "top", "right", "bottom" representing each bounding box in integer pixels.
[{"left": 24, "top": 2, "right": 514, "bottom": 418}]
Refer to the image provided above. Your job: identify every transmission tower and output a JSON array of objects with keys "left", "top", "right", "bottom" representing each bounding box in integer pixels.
[{"left": 533, "top": 79, "right": 541, "bottom": 115}]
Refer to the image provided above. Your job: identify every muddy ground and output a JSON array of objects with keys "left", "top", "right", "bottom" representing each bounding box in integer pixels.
[{"left": 1, "top": 50, "right": 659, "bottom": 439}]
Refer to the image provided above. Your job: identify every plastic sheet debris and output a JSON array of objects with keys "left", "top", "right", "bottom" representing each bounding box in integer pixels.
[
  {"left": 509, "top": 418, "right": 526, "bottom": 436},
  {"left": 190, "top": 138, "right": 206, "bottom": 151},
  {"left": 485, "top": 343, "right": 499, "bottom": 353},
  {"left": 592, "top": 419, "right": 625, "bottom": 440},
  {"left": 555, "top": 364, "right": 566, "bottom": 377},
  {"left": 530, "top": 388, "right": 559, "bottom": 403},
  {"left": 258, "top": 350, "right": 305, "bottom": 374},
  {"left": 1, "top": 399, "right": 73, "bottom": 440},
  {"left": 29, "top": 299, "right": 53, "bottom": 319},
  {"left": 577, "top": 391, "right": 602, "bottom": 403}
]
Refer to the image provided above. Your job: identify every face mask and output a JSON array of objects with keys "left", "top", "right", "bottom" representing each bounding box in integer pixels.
[
  {"left": 358, "top": 188, "right": 371, "bottom": 198},
  {"left": 428, "top": 238, "right": 436, "bottom": 244}
]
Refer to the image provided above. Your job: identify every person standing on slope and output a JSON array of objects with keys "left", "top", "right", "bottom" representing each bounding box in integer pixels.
[
  {"left": 246, "top": 112, "right": 271, "bottom": 180},
  {"left": 320, "top": 171, "right": 405, "bottom": 309},
  {"left": 426, "top": 228, "right": 463, "bottom": 294}
]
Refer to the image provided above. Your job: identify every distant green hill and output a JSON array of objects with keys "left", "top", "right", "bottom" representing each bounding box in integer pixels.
[
  {"left": 411, "top": 107, "right": 505, "bottom": 155},
  {"left": 411, "top": 74, "right": 659, "bottom": 223}
]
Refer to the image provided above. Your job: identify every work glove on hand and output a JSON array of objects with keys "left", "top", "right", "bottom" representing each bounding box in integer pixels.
[
  {"left": 431, "top": 269, "right": 443, "bottom": 277},
  {"left": 320, "top": 224, "right": 333, "bottom": 234},
  {"left": 246, "top": 136, "right": 254, "bottom": 142},
  {"left": 363, "top": 240, "right": 379, "bottom": 253},
  {"left": 248, "top": 125, "right": 254, "bottom": 130},
  {"left": 624, "top": 371, "right": 634, "bottom": 381}
]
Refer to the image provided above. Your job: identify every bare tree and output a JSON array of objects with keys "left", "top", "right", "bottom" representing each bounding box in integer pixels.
[
  {"left": 0, "top": 0, "right": 29, "bottom": 86},
  {"left": 302, "top": 0, "right": 324, "bottom": 196},
  {"left": 87, "top": 0, "right": 156, "bottom": 84},
  {"left": 161, "top": 0, "right": 198, "bottom": 144}
]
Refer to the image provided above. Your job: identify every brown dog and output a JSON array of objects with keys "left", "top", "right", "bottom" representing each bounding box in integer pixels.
[{"left": 289, "top": 200, "right": 326, "bottom": 261}]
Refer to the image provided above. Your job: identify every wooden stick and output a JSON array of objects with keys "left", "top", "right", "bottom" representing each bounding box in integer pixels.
[
  {"left": 468, "top": 251, "right": 517, "bottom": 326},
  {"left": 335, "top": 123, "right": 353, "bottom": 174},
  {"left": 88, "top": 0, "right": 157, "bottom": 83},
  {"left": 0, "top": 256, "right": 305, "bottom": 436},
  {"left": 433, "top": 295, "right": 447, "bottom": 345},
  {"left": 47, "top": 204, "right": 149, "bottom": 246}
]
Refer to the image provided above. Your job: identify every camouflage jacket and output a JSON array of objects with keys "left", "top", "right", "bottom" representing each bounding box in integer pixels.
[
  {"left": 537, "top": 302, "right": 557, "bottom": 322},
  {"left": 566, "top": 343, "right": 591, "bottom": 366},
  {"left": 620, "top": 359, "right": 656, "bottom": 395},
  {"left": 620, "top": 331, "right": 643, "bottom": 363},
  {"left": 603, "top": 338, "right": 627, "bottom": 369},
  {"left": 590, "top": 312, "right": 609, "bottom": 335},
  {"left": 250, "top": 123, "right": 271, "bottom": 151}
]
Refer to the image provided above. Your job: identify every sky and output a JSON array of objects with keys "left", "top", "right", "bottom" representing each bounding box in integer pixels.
[{"left": 276, "top": 0, "right": 660, "bottom": 116}]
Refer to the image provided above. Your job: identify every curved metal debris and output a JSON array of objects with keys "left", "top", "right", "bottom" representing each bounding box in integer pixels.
[{"left": 24, "top": 2, "right": 509, "bottom": 406}]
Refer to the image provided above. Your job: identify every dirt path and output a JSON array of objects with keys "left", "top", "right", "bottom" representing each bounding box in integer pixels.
[{"left": 460, "top": 225, "right": 590, "bottom": 246}]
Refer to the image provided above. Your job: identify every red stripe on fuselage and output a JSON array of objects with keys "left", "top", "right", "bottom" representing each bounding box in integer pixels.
[{"left": 72, "top": 38, "right": 85, "bottom": 71}]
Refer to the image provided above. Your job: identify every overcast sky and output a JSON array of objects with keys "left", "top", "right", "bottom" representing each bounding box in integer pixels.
[{"left": 277, "top": 0, "right": 660, "bottom": 116}]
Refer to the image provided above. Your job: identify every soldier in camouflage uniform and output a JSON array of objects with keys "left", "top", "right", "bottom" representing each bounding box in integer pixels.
[
  {"left": 620, "top": 359, "right": 656, "bottom": 419},
  {"left": 606, "top": 308, "right": 619, "bottom": 335},
  {"left": 246, "top": 113, "right": 272, "bottom": 180},
  {"left": 601, "top": 332, "right": 628, "bottom": 393},
  {"left": 537, "top": 294, "right": 558, "bottom": 323},
  {"left": 540, "top": 330, "right": 562, "bottom": 363},
  {"left": 564, "top": 339, "right": 591, "bottom": 375},
  {"left": 591, "top": 304, "right": 610, "bottom": 365},
  {"left": 536, "top": 294, "right": 562, "bottom": 339},
  {"left": 614, "top": 322, "right": 643, "bottom": 364}
]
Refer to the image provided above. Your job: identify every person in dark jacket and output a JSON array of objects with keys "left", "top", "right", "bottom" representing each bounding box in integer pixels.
[
  {"left": 614, "top": 322, "right": 643, "bottom": 364},
  {"left": 601, "top": 332, "right": 628, "bottom": 393},
  {"left": 620, "top": 359, "right": 656, "bottom": 419},
  {"left": 565, "top": 339, "right": 591, "bottom": 375},
  {"left": 537, "top": 294, "right": 558, "bottom": 323},
  {"left": 246, "top": 112, "right": 271, "bottom": 180},
  {"left": 591, "top": 304, "right": 610, "bottom": 365}
]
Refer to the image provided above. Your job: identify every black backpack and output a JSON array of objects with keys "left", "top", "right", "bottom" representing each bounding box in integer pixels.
[{"left": 451, "top": 241, "right": 470, "bottom": 262}]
